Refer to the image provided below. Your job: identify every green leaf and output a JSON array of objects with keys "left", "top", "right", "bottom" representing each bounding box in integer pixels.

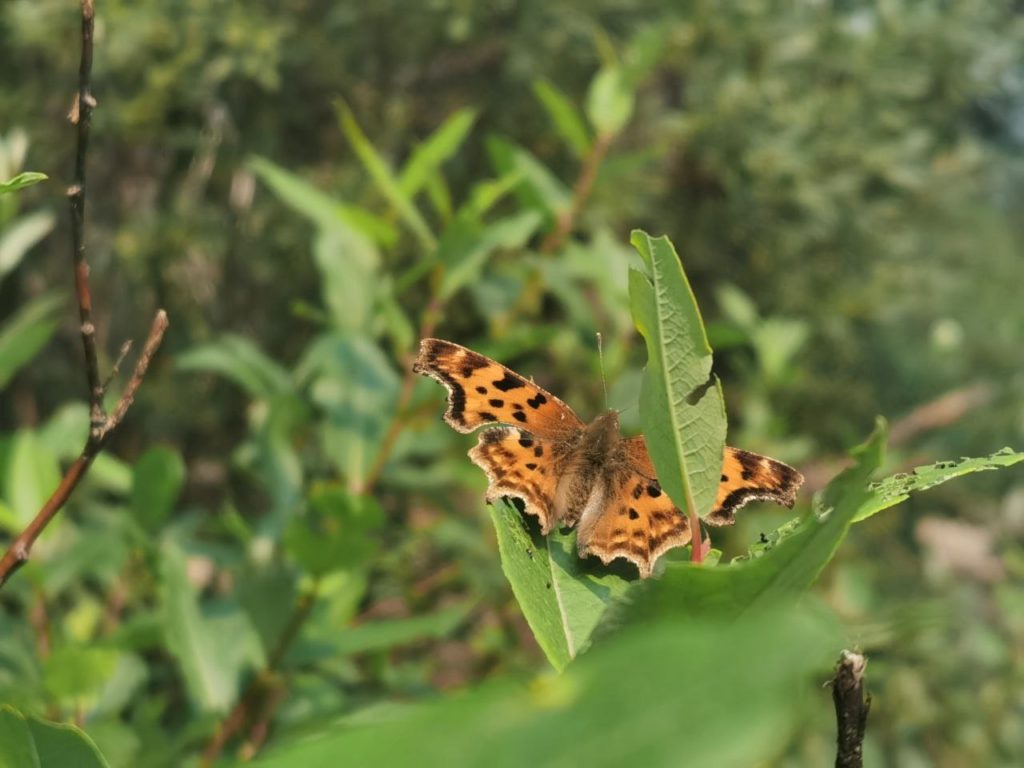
[
  {"left": 296, "top": 334, "right": 400, "bottom": 488},
  {"left": 332, "top": 604, "right": 471, "bottom": 655},
  {"left": 0, "top": 706, "right": 38, "bottom": 768},
  {"left": 284, "top": 486, "right": 383, "bottom": 577},
  {"left": 249, "top": 156, "right": 396, "bottom": 246},
  {"left": 585, "top": 65, "right": 635, "bottom": 136},
  {"left": 629, "top": 230, "right": 727, "bottom": 520},
  {"left": 0, "top": 172, "right": 47, "bottom": 196},
  {"left": 251, "top": 394, "right": 309, "bottom": 521},
  {"left": 177, "top": 335, "right": 292, "bottom": 400},
  {"left": 0, "top": 210, "right": 56, "bottom": 285},
  {"left": 42, "top": 645, "right": 120, "bottom": 703},
  {"left": 853, "top": 446, "right": 1024, "bottom": 523},
  {"left": 0, "top": 706, "right": 110, "bottom": 768},
  {"left": 532, "top": 79, "right": 591, "bottom": 158},
  {"left": 2, "top": 429, "right": 60, "bottom": 530},
  {"left": 256, "top": 607, "right": 837, "bottom": 768},
  {"left": 619, "top": 420, "right": 886, "bottom": 622},
  {"left": 130, "top": 446, "right": 185, "bottom": 532},
  {"left": 486, "top": 137, "right": 571, "bottom": 221},
  {"left": 398, "top": 108, "right": 478, "bottom": 198},
  {"left": 459, "top": 171, "right": 526, "bottom": 221},
  {"left": 0, "top": 294, "right": 64, "bottom": 390},
  {"left": 438, "top": 210, "right": 543, "bottom": 301},
  {"left": 489, "top": 500, "right": 631, "bottom": 672},
  {"left": 160, "top": 542, "right": 265, "bottom": 713},
  {"left": 335, "top": 103, "right": 436, "bottom": 251},
  {"left": 312, "top": 225, "right": 380, "bottom": 332}
]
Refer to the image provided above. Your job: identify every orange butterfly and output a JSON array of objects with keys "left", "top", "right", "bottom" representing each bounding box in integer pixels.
[{"left": 414, "top": 338, "right": 803, "bottom": 578}]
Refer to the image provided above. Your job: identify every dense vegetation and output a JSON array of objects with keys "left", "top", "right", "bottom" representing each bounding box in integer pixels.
[{"left": 1, "top": 1, "right": 1022, "bottom": 765}]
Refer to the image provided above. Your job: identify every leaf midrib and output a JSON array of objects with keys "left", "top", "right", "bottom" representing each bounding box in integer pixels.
[
  {"left": 651, "top": 260, "right": 699, "bottom": 518},
  {"left": 546, "top": 536, "right": 576, "bottom": 658}
]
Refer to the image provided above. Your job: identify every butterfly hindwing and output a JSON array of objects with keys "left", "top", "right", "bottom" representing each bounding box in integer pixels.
[
  {"left": 623, "top": 437, "right": 804, "bottom": 526},
  {"left": 709, "top": 447, "right": 804, "bottom": 526},
  {"left": 414, "top": 338, "right": 584, "bottom": 440},
  {"left": 576, "top": 468, "right": 690, "bottom": 579},
  {"left": 468, "top": 427, "right": 563, "bottom": 534}
]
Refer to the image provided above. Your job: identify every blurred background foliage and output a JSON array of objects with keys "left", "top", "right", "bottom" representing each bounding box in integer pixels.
[{"left": 1, "top": 0, "right": 1023, "bottom": 765}]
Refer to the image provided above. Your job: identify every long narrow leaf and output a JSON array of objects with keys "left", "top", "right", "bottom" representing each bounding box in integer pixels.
[
  {"left": 335, "top": 103, "right": 437, "bottom": 251},
  {"left": 629, "top": 230, "right": 726, "bottom": 520},
  {"left": 398, "top": 108, "right": 478, "bottom": 197}
]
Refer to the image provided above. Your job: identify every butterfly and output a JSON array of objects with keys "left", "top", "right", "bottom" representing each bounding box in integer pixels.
[{"left": 413, "top": 338, "right": 804, "bottom": 578}]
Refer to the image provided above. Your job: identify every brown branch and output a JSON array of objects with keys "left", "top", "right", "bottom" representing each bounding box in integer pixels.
[
  {"left": 361, "top": 293, "right": 443, "bottom": 493},
  {"left": 539, "top": 130, "right": 614, "bottom": 254},
  {"left": 0, "top": 1, "right": 169, "bottom": 588},
  {"left": 201, "top": 585, "right": 319, "bottom": 766},
  {"left": 0, "top": 313, "right": 168, "bottom": 587},
  {"left": 69, "top": 0, "right": 103, "bottom": 426},
  {"left": 832, "top": 650, "right": 870, "bottom": 768}
]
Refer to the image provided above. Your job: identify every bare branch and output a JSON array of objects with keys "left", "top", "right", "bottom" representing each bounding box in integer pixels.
[
  {"left": 0, "top": 0, "right": 169, "bottom": 589},
  {"left": 68, "top": 0, "right": 103, "bottom": 423}
]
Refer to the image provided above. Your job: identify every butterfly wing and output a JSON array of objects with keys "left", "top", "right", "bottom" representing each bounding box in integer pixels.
[
  {"left": 710, "top": 447, "right": 804, "bottom": 525},
  {"left": 468, "top": 427, "right": 564, "bottom": 534},
  {"left": 624, "top": 437, "right": 804, "bottom": 525},
  {"left": 575, "top": 467, "right": 690, "bottom": 579},
  {"left": 413, "top": 338, "right": 584, "bottom": 440}
]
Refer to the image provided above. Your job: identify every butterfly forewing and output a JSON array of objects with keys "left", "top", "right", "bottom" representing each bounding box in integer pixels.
[{"left": 413, "top": 338, "right": 584, "bottom": 440}]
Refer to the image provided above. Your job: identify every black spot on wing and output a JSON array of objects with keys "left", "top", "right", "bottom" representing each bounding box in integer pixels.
[
  {"left": 736, "top": 450, "right": 761, "bottom": 481},
  {"left": 527, "top": 393, "right": 547, "bottom": 409},
  {"left": 488, "top": 398, "right": 504, "bottom": 408},
  {"left": 479, "top": 412, "right": 498, "bottom": 422},
  {"left": 492, "top": 373, "right": 526, "bottom": 392},
  {"left": 512, "top": 411, "right": 527, "bottom": 423}
]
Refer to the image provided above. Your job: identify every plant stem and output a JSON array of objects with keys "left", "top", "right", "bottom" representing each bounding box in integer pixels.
[{"left": 832, "top": 650, "right": 870, "bottom": 768}]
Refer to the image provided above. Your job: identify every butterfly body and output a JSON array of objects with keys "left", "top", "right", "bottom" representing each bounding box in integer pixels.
[{"left": 414, "top": 338, "right": 804, "bottom": 579}]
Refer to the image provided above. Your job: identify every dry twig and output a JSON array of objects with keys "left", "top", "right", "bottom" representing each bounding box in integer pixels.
[
  {"left": 832, "top": 650, "right": 870, "bottom": 768},
  {"left": 0, "top": 0, "right": 168, "bottom": 587}
]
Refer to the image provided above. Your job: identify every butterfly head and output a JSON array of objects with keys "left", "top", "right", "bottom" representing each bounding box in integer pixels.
[{"left": 581, "top": 410, "right": 622, "bottom": 458}]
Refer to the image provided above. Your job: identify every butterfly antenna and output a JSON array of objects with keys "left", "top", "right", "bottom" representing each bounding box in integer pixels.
[{"left": 596, "top": 332, "right": 609, "bottom": 409}]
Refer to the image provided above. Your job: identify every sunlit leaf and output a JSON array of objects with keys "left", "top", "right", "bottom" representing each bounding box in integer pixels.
[
  {"left": 585, "top": 65, "right": 635, "bottom": 136},
  {"left": 0, "top": 172, "right": 47, "bottom": 196},
  {"left": 398, "top": 108, "right": 478, "bottom": 197},
  {"left": 629, "top": 230, "right": 726, "bottom": 520},
  {"left": 177, "top": 335, "right": 292, "bottom": 400},
  {"left": 335, "top": 103, "right": 436, "bottom": 251},
  {"left": 160, "top": 542, "right": 265, "bottom": 713},
  {"left": 284, "top": 486, "right": 383, "bottom": 577},
  {"left": 256, "top": 607, "right": 837, "bottom": 768},
  {"left": 532, "top": 79, "right": 591, "bottom": 158},
  {"left": 0, "top": 210, "right": 55, "bottom": 285},
  {"left": 0, "top": 294, "right": 64, "bottom": 390},
  {"left": 2, "top": 429, "right": 60, "bottom": 530},
  {"left": 489, "top": 500, "right": 631, "bottom": 671},
  {"left": 0, "top": 705, "right": 110, "bottom": 768},
  {"left": 130, "top": 446, "right": 185, "bottom": 532}
]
